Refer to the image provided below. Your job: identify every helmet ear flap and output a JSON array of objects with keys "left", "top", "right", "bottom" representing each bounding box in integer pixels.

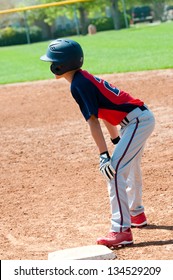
[{"left": 50, "top": 63, "right": 62, "bottom": 75}]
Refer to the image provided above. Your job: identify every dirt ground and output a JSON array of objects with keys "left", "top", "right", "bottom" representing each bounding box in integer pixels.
[{"left": 0, "top": 69, "right": 173, "bottom": 260}]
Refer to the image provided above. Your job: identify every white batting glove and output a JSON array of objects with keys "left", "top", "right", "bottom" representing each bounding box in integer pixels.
[{"left": 99, "top": 152, "right": 115, "bottom": 181}]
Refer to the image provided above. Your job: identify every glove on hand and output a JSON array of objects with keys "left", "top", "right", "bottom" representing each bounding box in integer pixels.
[{"left": 99, "top": 151, "right": 115, "bottom": 181}]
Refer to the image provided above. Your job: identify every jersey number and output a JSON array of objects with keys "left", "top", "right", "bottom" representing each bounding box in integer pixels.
[{"left": 95, "top": 77, "right": 120, "bottom": 96}]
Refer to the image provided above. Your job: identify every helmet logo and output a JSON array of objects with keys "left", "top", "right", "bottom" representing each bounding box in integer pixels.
[{"left": 50, "top": 46, "right": 56, "bottom": 51}]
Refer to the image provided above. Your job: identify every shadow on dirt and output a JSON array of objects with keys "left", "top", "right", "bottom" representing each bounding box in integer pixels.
[
  {"left": 114, "top": 224, "right": 173, "bottom": 250},
  {"left": 132, "top": 224, "right": 173, "bottom": 248},
  {"left": 146, "top": 224, "right": 173, "bottom": 231},
  {"left": 114, "top": 239, "right": 173, "bottom": 251},
  {"left": 132, "top": 239, "right": 173, "bottom": 248}
]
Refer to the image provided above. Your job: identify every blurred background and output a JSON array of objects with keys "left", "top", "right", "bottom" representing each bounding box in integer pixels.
[{"left": 0, "top": 0, "right": 173, "bottom": 46}]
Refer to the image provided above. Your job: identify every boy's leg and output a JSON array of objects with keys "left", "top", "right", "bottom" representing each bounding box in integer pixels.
[
  {"left": 126, "top": 147, "right": 145, "bottom": 216},
  {"left": 97, "top": 110, "right": 155, "bottom": 246},
  {"left": 108, "top": 110, "right": 155, "bottom": 233},
  {"left": 107, "top": 162, "right": 131, "bottom": 232},
  {"left": 126, "top": 149, "right": 148, "bottom": 227}
]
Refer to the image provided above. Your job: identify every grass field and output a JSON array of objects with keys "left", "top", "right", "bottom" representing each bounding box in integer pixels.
[{"left": 0, "top": 21, "right": 173, "bottom": 84}]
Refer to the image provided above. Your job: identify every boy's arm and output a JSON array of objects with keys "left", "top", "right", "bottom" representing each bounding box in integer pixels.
[
  {"left": 87, "top": 115, "right": 115, "bottom": 181},
  {"left": 102, "top": 119, "right": 119, "bottom": 139},
  {"left": 87, "top": 115, "right": 108, "bottom": 154}
]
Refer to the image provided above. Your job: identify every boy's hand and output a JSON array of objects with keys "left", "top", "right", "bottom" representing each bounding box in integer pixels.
[{"left": 99, "top": 152, "right": 115, "bottom": 181}]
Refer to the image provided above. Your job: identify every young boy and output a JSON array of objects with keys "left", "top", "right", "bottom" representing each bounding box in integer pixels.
[{"left": 40, "top": 38, "right": 155, "bottom": 247}]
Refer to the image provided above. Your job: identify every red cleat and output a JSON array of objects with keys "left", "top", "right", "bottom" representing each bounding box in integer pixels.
[
  {"left": 131, "top": 212, "right": 147, "bottom": 228},
  {"left": 97, "top": 228, "right": 133, "bottom": 248}
]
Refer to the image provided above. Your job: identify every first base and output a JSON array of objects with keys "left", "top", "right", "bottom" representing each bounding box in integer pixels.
[{"left": 48, "top": 245, "right": 116, "bottom": 260}]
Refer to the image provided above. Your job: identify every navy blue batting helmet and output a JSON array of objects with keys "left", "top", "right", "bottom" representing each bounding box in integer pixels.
[{"left": 40, "top": 38, "right": 84, "bottom": 75}]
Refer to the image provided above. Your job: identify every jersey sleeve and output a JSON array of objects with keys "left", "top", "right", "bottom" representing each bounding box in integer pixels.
[{"left": 71, "top": 82, "right": 99, "bottom": 121}]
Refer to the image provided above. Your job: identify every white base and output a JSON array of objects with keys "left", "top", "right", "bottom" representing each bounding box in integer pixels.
[{"left": 48, "top": 245, "right": 116, "bottom": 260}]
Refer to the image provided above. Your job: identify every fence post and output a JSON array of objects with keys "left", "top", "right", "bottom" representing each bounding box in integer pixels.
[
  {"left": 23, "top": 11, "right": 31, "bottom": 44},
  {"left": 121, "top": 0, "right": 129, "bottom": 28},
  {"left": 73, "top": 5, "right": 80, "bottom": 36}
]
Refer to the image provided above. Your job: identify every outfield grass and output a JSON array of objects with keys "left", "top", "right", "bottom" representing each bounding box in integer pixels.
[{"left": 0, "top": 21, "right": 173, "bottom": 84}]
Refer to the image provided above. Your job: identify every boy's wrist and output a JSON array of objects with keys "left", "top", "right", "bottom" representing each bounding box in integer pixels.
[
  {"left": 100, "top": 151, "right": 110, "bottom": 158},
  {"left": 111, "top": 136, "right": 120, "bottom": 145}
]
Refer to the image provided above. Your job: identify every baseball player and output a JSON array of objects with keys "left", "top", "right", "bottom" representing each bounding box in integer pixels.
[{"left": 40, "top": 39, "right": 155, "bottom": 247}]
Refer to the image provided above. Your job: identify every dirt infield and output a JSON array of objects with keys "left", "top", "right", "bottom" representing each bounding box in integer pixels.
[{"left": 0, "top": 69, "right": 173, "bottom": 260}]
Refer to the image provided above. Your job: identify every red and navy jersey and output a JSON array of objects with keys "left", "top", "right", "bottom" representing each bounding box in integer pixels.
[{"left": 71, "top": 70, "right": 144, "bottom": 125}]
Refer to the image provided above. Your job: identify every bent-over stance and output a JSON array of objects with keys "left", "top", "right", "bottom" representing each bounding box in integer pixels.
[{"left": 40, "top": 39, "right": 155, "bottom": 248}]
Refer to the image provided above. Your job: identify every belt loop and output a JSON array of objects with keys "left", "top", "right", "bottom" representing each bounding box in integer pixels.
[{"left": 140, "top": 105, "right": 148, "bottom": 111}]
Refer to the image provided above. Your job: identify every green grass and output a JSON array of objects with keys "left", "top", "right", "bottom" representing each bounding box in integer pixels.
[{"left": 0, "top": 21, "right": 173, "bottom": 84}]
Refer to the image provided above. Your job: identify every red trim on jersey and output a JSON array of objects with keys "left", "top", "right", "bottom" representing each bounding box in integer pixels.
[
  {"left": 80, "top": 70, "right": 143, "bottom": 107},
  {"left": 98, "top": 109, "right": 127, "bottom": 125}
]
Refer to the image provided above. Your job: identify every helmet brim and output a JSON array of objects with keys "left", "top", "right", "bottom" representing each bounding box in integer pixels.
[{"left": 40, "top": 54, "right": 53, "bottom": 62}]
